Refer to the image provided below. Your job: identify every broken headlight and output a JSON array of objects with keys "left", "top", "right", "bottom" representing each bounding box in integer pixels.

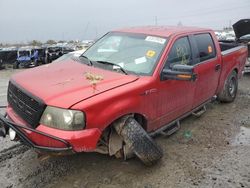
[{"left": 40, "top": 106, "right": 85, "bottom": 130}]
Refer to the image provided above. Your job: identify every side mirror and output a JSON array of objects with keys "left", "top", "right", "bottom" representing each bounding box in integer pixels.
[{"left": 161, "top": 64, "right": 197, "bottom": 81}]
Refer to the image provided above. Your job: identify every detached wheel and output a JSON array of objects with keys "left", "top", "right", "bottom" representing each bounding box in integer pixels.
[
  {"left": 114, "top": 117, "right": 163, "bottom": 166},
  {"left": 217, "top": 70, "right": 238, "bottom": 103}
]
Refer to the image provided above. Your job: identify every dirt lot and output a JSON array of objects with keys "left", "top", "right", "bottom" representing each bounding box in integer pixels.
[{"left": 0, "top": 68, "right": 250, "bottom": 188}]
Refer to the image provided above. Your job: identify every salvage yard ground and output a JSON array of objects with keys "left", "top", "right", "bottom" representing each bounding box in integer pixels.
[{"left": 0, "top": 69, "right": 250, "bottom": 188}]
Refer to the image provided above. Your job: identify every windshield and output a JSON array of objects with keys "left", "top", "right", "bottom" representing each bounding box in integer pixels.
[
  {"left": 19, "top": 50, "right": 30, "bottom": 57},
  {"left": 83, "top": 32, "right": 167, "bottom": 75},
  {"left": 48, "top": 47, "right": 61, "bottom": 53}
]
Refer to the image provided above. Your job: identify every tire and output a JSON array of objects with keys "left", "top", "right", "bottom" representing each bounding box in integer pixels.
[
  {"left": 114, "top": 117, "right": 163, "bottom": 166},
  {"left": 13, "top": 61, "right": 19, "bottom": 69},
  {"left": 217, "top": 70, "right": 238, "bottom": 103}
]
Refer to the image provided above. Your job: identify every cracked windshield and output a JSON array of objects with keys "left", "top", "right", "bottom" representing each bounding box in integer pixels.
[{"left": 83, "top": 32, "right": 167, "bottom": 75}]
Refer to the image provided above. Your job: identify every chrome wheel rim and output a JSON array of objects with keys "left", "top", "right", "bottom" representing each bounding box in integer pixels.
[{"left": 229, "top": 77, "right": 236, "bottom": 97}]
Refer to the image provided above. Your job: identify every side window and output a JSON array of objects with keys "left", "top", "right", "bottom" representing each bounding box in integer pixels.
[
  {"left": 194, "top": 33, "right": 216, "bottom": 62},
  {"left": 166, "top": 37, "right": 192, "bottom": 68}
]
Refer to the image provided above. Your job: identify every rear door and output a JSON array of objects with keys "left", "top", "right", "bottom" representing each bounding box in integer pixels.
[{"left": 191, "top": 33, "right": 221, "bottom": 108}]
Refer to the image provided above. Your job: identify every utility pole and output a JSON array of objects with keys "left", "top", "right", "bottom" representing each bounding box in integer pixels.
[
  {"left": 95, "top": 27, "right": 98, "bottom": 39},
  {"left": 155, "top": 16, "right": 158, "bottom": 26}
]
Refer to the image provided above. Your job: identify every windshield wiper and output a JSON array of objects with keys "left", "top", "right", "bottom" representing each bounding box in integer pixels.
[
  {"left": 95, "top": 61, "right": 128, "bottom": 75},
  {"left": 79, "top": 55, "right": 93, "bottom": 66}
]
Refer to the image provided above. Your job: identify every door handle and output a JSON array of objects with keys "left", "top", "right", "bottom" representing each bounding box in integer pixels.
[{"left": 215, "top": 64, "right": 221, "bottom": 71}]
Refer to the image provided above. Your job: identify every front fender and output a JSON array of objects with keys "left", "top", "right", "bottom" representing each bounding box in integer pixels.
[{"left": 71, "top": 81, "right": 150, "bottom": 131}]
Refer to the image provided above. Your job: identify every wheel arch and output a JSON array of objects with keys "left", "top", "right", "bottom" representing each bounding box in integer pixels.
[{"left": 104, "top": 112, "right": 148, "bottom": 132}]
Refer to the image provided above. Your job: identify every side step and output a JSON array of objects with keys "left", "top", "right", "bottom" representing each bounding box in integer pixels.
[
  {"left": 160, "top": 121, "right": 180, "bottom": 137},
  {"left": 192, "top": 105, "right": 206, "bottom": 117}
]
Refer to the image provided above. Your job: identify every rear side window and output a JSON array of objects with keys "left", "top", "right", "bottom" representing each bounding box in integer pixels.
[
  {"left": 194, "top": 33, "right": 216, "bottom": 62},
  {"left": 167, "top": 37, "right": 192, "bottom": 68}
]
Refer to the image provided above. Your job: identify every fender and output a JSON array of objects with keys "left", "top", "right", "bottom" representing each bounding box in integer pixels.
[{"left": 71, "top": 82, "right": 150, "bottom": 131}]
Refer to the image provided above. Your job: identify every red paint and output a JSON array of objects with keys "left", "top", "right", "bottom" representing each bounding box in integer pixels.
[{"left": 6, "top": 26, "right": 248, "bottom": 152}]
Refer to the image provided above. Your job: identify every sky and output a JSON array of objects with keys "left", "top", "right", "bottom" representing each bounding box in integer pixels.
[{"left": 0, "top": 0, "right": 249, "bottom": 43}]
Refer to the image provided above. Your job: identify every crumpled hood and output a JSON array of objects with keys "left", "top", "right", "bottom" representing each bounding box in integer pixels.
[
  {"left": 233, "top": 19, "right": 250, "bottom": 40},
  {"left": 11, "top": 60, "right": 138, "bottom": 108}
]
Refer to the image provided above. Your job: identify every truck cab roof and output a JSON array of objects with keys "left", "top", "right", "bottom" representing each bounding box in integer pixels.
[{"left": 115, "top": 26, "right": 211, "bottom": 38}]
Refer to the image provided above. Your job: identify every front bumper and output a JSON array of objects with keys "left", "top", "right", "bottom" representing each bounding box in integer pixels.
[
  {"left": 0, "top": 113, "right": 73, "bottom": 153},
  {"left": 0, "top": 107, "right": 102, "bottom": 153}
]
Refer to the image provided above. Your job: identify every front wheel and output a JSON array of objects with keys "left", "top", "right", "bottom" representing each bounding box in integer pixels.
[
  {"left": 217, "top": 70, "right": 238, "bottom": 103},
  {"left": 114, "top": 117, "right": 163, "bottom": 166}
]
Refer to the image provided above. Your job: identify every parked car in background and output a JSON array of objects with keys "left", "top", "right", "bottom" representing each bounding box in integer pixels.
[
  {"left": 52, "top": 49, "right": 87, "bottom": 63},
  {"left": 34, "top": 47, "right": 47, "bottom": 65},
  {"left": 46, "top": 46, "right": 74, "bottom": 63},
  {"left": 233, "top": 19, "right": 250, "bottom": 72},
  {"left": 13, "top": 47, "right": 39, "bottom": 69},
  {"left": 0, "top": 47, "right": 18, "bottom": 66},
  {"left": 0, "top": 26, "right": 247, "bottom": 165}
]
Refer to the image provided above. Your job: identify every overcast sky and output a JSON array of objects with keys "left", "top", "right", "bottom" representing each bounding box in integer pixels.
[{"left": 0, "top": 0, "right": 249, "bottom": 43}]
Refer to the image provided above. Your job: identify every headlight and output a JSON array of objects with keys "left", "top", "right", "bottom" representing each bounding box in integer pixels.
[{"left": 40, "top": 106, "right": 85, "bottom": 130}]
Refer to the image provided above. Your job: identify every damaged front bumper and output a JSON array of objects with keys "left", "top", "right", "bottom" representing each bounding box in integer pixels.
[
  {"left": 0, "top": 112, "right": 73, "bottom": 153},
  {"left": 0, "top": 106, "right": 102, "bottom": 154}
]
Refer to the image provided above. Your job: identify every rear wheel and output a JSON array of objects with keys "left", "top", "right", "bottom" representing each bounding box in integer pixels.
[
  {"left": 217, "top": 70, "right": 238, "bottom": 102},
  {"left": 114, "top": 117, "right": 163, "bottom": 166}
]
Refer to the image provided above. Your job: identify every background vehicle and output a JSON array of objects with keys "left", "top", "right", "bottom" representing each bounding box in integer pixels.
[
  {"left": 46, "top": 46, "right": 74, "bottom": 63},
  {"left": 34, "top": 47, "right": 47, "bottom": 65},
  {"left": 233, "top": 19, "right": 250, "bottom": 72},
  {"left": 0, "top": 26, "right": 247, "bottom": 165},
  {"left": 13, "top": 47, "right": 39, "bottom": 69},
  {"left": 52, "top": 49, "right": 87, "bottom": 63},
  {"left": 0, "top": 47, "right": 18, "bottom": 66}
]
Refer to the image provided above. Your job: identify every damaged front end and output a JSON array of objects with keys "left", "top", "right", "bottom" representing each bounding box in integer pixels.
[
  {"left": 0, "top": 106, "right": 73, "bottom": 154},
  {"left": 94, "top": 115, "right": 135, "bottom": 160}
]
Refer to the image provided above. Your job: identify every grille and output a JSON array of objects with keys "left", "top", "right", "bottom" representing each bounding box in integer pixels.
[{"left": 7, "top": 81, "right": 46, "bottom": 128}]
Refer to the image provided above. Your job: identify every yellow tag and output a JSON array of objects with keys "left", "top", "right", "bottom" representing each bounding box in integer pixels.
[
  {"left": 146, "top": 50, "right": 156, "bottom": 58},
  {"left": 208, "top": 45, "right": 213, "bottom": 53}
]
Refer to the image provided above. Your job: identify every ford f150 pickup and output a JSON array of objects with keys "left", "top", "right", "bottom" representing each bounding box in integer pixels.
[{"left": 0, "top": 26, "right": 248, "bottom": 165}]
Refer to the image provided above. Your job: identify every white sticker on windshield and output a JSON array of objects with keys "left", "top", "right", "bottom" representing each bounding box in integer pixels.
[
  {"left": 135, "top": 56, "right": 147, "bottom": 64},
  {"left": 145, "top": 36, "right": 166, "bottom": 44}
]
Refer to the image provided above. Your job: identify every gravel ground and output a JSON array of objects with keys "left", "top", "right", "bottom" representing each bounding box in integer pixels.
[{"left": 0, "top": 68, "right": 250, "bottom": 188}]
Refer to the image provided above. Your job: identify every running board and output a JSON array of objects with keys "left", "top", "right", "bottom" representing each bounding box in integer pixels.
[
  {"left": 160, "top": 121, "right": 180, "bottom": 137},
  {"left": 192, "top": 105, "right": 206, "bottom": 117},
  {"left": 149, "top": 99, "right": 212, "bottom": 137}
]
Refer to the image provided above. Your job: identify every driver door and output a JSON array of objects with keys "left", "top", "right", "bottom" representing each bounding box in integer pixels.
[{"left": 153, "top": 36, "right": 196, "bottom": 130}]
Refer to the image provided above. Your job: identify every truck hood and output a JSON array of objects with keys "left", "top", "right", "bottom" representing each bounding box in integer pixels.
[
  {"left": 11, "top": 60, "right": 138, "bottom": 108},
  {"left": 233, "top": 19, "right": 250, "bottom": 40}
]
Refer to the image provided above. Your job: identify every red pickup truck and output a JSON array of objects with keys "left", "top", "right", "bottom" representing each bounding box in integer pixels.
[{"left": 0, "top": 26, "right": 248, "bottom": 165}]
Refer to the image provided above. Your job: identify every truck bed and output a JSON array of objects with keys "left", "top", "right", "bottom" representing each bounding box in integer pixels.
[
  {"left": 217, "top": 44, "right": 247, "bottom": 94},
  {"left": 219, "top": 41, "right": 240, "bottom": 52}
]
